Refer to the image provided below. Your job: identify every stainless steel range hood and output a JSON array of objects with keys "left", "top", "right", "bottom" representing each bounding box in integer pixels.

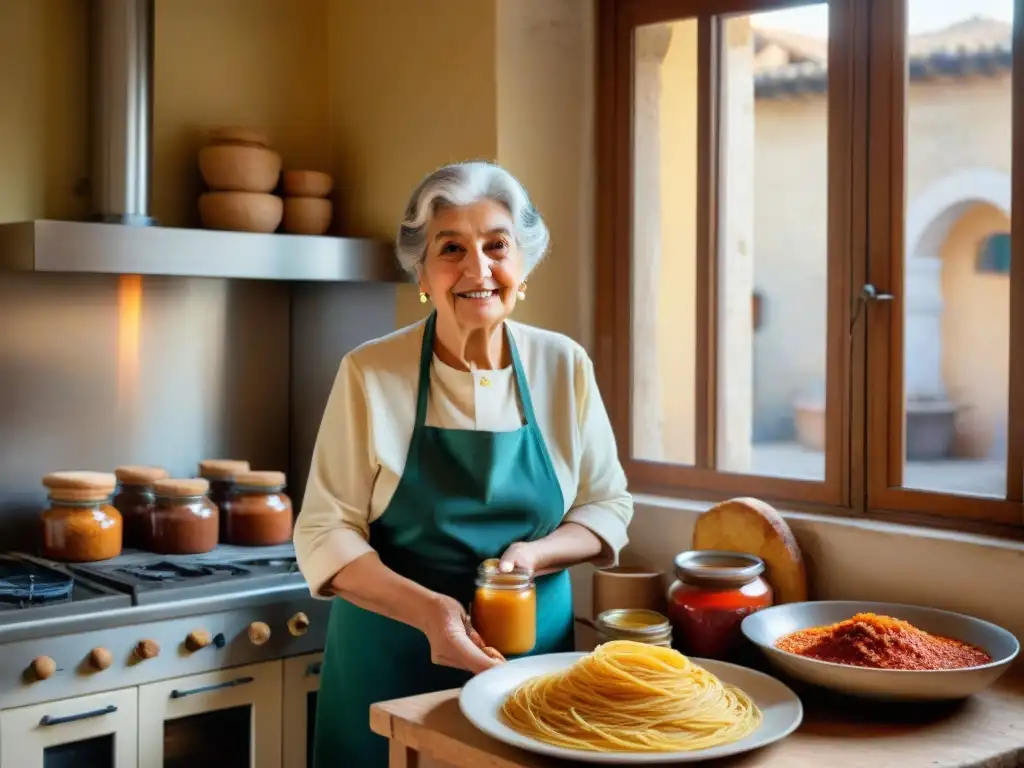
[{"left": 0, "top": 0, "right": 399, "bottom": 283}]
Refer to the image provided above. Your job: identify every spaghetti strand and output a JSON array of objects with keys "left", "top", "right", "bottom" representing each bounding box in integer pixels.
[{"left": 500, "top": 641, "right": 762, "bottom": 753}]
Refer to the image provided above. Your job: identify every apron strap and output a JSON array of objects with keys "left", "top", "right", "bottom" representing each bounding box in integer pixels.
[
  {"left": 414, "top": 312, "right": 437, "bottom": 427},
  {"left": 505, "top": 325, "right": 539, "bottom": 427},
  {"left": 414, "top": 311, "right": 540, "bottom": 428}
]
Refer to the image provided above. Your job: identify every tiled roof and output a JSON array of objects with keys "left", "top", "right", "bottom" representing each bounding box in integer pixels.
[{"left": 754, "top": 15, "right": 1012, "bottom": 97}]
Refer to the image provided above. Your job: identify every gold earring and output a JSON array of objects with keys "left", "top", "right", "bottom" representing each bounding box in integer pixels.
[
  {"left": 419, "top": 291, "right": 428, "bottom": 304},
  {"left": 517, "top": 283, "right": 527, "bottom": 301}
]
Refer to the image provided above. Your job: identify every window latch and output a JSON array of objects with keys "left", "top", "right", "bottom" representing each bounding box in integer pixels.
[{"left": 850, "top": 283, "right": 895, "bottom": 337}]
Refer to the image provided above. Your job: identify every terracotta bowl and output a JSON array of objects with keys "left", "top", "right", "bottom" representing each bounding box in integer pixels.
[
  {"left": 199, "top": 192, "right": 283, "bottom": 233},
  {"left": 282, "top": 170, "right": 334, "bottom": 198},
  {"left": 199, "top": 144, "right": 282, "bottom": 193},
  {"left": 282, "top": 197, "right": 332, "bottom": 236}
]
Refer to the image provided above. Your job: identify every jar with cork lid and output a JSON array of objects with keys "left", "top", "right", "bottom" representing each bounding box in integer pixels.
[
  {"left": 41, "top": 471, "right": 123, "bottom": 562},
  {"left": 223, "top": 470, "right": 293, "bottom": 546},
  {"left": 150, "top": 478, "right": 219, "bottom": 555},
  {"left": 113, "top": 465, "right": 168, "bottom": 549},
  {"left": 198, "top": 459, "right": 250, "bottom": 538}
]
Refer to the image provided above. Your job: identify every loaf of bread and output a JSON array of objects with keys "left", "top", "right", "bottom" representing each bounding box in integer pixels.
[{"left": 692, "top": 497, "right": 809, "bottom": 604}]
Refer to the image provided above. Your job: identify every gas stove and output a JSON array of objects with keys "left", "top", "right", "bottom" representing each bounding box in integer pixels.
[
  {"left": 0, "top": 543, "right": 330, "bottom": 712},
  {"left": 51, "top": 543, "right": 304, "bottom": 606}
]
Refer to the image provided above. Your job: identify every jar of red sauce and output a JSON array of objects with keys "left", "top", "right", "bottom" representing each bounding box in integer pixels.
[
  {"left": 223, "top": 471, "right": 293, "bottom": 546},
  {"left": 667, "top": 550, "right": 773, "bottom": 661},
  {"left": 113, "top": 465, "right": 168, "bottom": 549},
  {"left": 150, "top": 478, "right": 219, "bottom": 555},
  {"left": 41, "top": 471, "right": 123, "bottom": 562}
]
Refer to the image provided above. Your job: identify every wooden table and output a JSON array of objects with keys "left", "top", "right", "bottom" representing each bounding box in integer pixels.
[{"left": 370, "top": 670, "right": 1024, "bottom": 768}]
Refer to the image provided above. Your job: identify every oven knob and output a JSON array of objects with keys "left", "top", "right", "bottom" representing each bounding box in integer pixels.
[
  {"left": 185, "top": 630, "right": 212, "bottom": 652},
  {"left": 248, "top": 621, "right": 271, "bottom": 645},
  {"left": 134, "top": 639, "right": 161, "bottom": 661},
  {"left": 88, "top": 648, "right": 113, "bottom": 672},
  {"left": 29, "top": 656, "right": 57, "bottom": 681},
  {"left": 288, "top": 612, "right": 310, "bottom": 637}
]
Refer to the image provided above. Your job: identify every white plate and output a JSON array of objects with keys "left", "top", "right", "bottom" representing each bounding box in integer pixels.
[{"left": 458, "top": 652, "right": 804, "bottom": 764}]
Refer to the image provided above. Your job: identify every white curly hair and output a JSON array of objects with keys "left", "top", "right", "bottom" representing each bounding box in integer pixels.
[{"left": 395, "top": 161, "right": 550, "bottom": 276}]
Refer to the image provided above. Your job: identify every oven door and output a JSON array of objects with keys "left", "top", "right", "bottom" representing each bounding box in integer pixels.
[
  {"left": 138, "top": 660, "right": 282, "bottom": 768},
  {"left": 282, "top": 652, "right": 322, "bottom": 768},
  {"left": 0, "top": 687, "right": 137, "bottom": 768}
]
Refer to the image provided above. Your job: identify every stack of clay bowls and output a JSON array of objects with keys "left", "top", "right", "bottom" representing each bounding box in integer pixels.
[
  {"left": 281, "top": 170, "right": 334, "bottom": 236},
  {"left": 198, "top": 127, "right": 283, "bottom": 233}
]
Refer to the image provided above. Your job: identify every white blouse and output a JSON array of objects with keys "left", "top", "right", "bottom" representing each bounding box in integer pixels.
[{"left": 293, "top": 318, "right": 634, "bottom": 598}]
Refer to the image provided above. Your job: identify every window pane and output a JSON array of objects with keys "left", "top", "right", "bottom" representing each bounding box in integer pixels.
[
  {"left": 716, "top": 4, "right": 829, "bottom": 481},
  {"left": 901, "top": 0, "right": 1012, "bottom": 497},
  {"left": 630, "top": 19, "right": 698, "bottom": 464}
]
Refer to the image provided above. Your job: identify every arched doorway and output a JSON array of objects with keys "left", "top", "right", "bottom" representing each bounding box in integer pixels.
[{"left": 905, "top": 169, "right": 1011, "bottom": 460}]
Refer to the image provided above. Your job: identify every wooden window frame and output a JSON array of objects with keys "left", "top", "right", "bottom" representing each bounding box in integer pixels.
[{"left": 596, "top": 0, "right": 1024, "bottom": 534}]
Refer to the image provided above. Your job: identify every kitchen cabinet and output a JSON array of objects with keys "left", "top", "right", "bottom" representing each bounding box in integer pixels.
[
  {"left": 282, "top": 652, "right": 323, "bottom": 768},
  {"left": 0, "top": 687, "right": 138, "bottom": 768},
  {"left": 138, "top": 660, "right": 282, "bottom": 768}
]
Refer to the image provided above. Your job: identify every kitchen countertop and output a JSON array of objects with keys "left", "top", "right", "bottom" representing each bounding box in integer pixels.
[{"left": 369, "top": 669, "right": 1024, "bottom": 768}]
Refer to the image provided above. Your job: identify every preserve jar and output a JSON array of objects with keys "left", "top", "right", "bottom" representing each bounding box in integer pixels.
[
  {"left": 595, "top": 608, "right": 673, "bottom": 648},
  {"left": 223, "top": 470, "right": 293, "bottom": 546},
  {"left": 198, "top": 458, "right": 250, "bottom": 536},
  {"left": 150, "top": 478, "right": 219, "bottom": 555},
  {"left": 41, "top": 471, "right": 123, "bottom": 562},
  {"left": 113, "top": 465, "right": 168, "bottom": 549},
  {"left": 667, "top": 550, "right": 773, "bottom": 661},
  {"left": 471, "top": 558, "right": 537, "bottom": 657}
]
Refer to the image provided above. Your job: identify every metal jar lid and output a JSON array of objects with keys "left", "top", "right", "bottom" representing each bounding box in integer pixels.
[
  {"left": 673, "top": 550, "right": 765, "bottom": 588},
  {"left": 596, "top": 608, "right": 672, "bottom": 640}
]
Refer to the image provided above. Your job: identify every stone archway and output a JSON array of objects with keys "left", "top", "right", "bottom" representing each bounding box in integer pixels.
[{"left": 903, "top": 169, "right": 1011, "bottom": 401}]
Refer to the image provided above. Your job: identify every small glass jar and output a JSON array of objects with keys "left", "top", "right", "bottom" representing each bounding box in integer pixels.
[
  {"left": 667, "top": 550, "right": 773, "bottom": 661},
  {"left": 471, "top": 558, "right": 537, "bottom": 657},
  {"left": 223, "top": 471, "right": 293, "bottom": 546},
  {"left": 596, "top": 608, "right": 673, "bottom": 648},
  {"left": 41, "top": 471, "right": 123, "bottom": 562},
  {"left": 113, "top": 465, "right": 168, "bottom": 549},
  {"left": 198, "top": 458, "right": 250, "bottom": 538},
  {"left": 150, "top": 478, "right": 219, "bottom": 555}
]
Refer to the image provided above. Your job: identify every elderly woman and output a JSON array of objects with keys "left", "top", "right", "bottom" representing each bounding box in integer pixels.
[{"left": 294, "top": 161, "right": 633, "bottom": 767}]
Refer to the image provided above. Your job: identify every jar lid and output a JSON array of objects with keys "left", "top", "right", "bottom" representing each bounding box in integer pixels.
[
  {"left": 477, "top": 558, "right": 532, "bottom": 587},
  {"left": 42, "top": 471, "right": 117, "bottom": 503},
  {"left": 235, "top": 470, "right": 286, "bottom": 489},
  {"left": 115, "top": 465, "right": 169, "bottom": 485},
  {"left": 673, "top": 550, "right": 765, "bottom": 588},
  {"left": 154, "top": 478, "right": 210, "bottom": 498},
  {"left": 198, "top": 459, "right": 250, "bottom": 480},
  {"left": 596, "top": 608, "right": 671, "bottom": 636}
]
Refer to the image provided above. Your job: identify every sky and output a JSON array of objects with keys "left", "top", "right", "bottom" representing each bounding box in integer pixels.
[{"left": 751, "top": 1, "right": 1013, "bottom": 36}]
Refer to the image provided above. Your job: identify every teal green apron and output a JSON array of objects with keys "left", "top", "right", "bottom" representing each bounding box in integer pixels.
[{"left": 311, "top": 312, "right": 574, "bottom": 767}]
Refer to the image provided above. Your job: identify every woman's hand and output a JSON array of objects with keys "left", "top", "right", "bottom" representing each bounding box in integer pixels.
[
  {"left": 418, "top": 593, "right": 505, "bottom": 674},
  {"left": 498, "top": 523, "right": 605, "bottom": 576},
  {"left": 497, "top": 541, "right": 556, "bottom": 576}
]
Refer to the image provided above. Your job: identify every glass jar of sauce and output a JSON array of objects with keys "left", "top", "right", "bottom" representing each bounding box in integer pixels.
[
  {"left": 667, "top": 550, "right": 773, "bottom": 661},
  {"left": 113, "top": 465, "right": 168, "bottom": 549},
  {"left": 596, "top": 608, "right": 673, "bottom": 648},
  {"left": 223, "top": 471, "right": 293, "bottom": 546},
  {"left": 41, "top": 471, "right": 123, "bottom": 562},
  {"left": 471, "top": 559, "right": 537, "bottom": 657},
  {"left": 150, "top": 478, "right": 219, "bottom": 555},
  {"left": 198, "top": 458, "right": 250, "bottom": 538}
]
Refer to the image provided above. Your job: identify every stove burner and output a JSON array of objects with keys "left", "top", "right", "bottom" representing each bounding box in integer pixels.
[
  {"left": 0, "top": 569, "right": 74, "bottom": 607},
  {"left": 115, "top": 561, "right": 250, "bottom": 582}
]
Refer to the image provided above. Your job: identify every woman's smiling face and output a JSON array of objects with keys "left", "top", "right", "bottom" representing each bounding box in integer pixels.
[{"left": 419, "top": 199, "right": 524, "bottom": 333}]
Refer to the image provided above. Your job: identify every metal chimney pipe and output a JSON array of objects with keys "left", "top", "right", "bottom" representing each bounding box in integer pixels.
[{"left": 89, "top": 0, "right": 156, "bottom": 225}]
